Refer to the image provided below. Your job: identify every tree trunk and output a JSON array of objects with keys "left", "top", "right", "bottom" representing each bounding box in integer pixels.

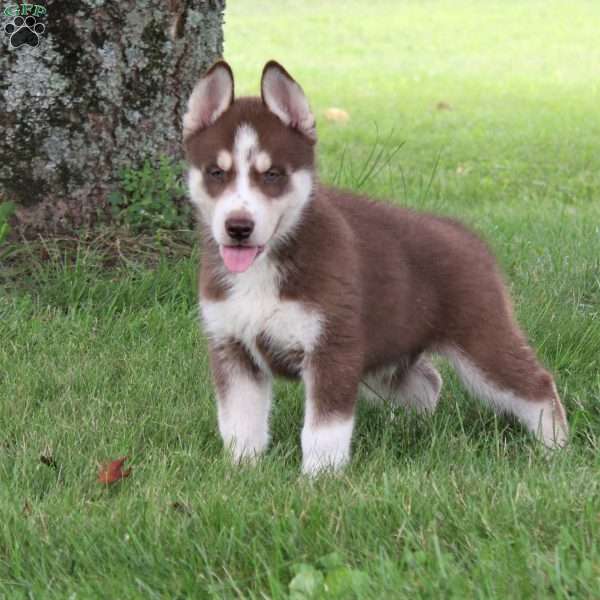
[{"left": 0, "top": 0, "right": 224, "bottom": 235}]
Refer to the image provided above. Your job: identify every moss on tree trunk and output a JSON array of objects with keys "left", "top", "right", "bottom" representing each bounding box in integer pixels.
[{"left": 0, "top": 0, "right": 224, "bottom": 235}]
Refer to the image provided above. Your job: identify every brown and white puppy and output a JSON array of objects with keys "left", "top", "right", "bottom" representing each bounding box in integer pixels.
[{"left": 184, "top": 61, "right": 568, "bottom": 475}]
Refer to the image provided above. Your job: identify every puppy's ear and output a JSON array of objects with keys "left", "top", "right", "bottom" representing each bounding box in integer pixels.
[
  {"left": 183, "top": 61, "right": 234, "bottom": 140},
  {"left": 261, "top": 61, "right": 316, "bottom": 142}
]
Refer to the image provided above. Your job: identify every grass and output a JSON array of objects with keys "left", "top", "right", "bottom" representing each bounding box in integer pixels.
[{"left": 2, "top": 0, "right": 600, "bottom": 597}]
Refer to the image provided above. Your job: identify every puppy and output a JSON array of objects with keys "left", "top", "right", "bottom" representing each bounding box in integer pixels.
[{"left": 183, "top": 61, "right": 568, "bottom": 474}]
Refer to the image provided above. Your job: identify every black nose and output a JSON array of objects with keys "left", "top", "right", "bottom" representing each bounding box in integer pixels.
[{"left": 225, "top": 217, "right": 254, "bottom": 241}]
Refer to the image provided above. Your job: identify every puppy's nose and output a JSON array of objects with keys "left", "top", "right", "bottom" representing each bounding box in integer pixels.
[{"left": 225, "top": 216, "right": 254, "bottom": 241}]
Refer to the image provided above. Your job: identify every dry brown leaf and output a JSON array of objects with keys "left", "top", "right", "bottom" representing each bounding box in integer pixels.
[
  {"left": 40, "top": 453, "right": 57, "bottom": 469},
  {"left": 324, "top": 107, "right": 350, "bottom": 124},
  {"left": 98, "top": 457, "right": 131, "bottom": 485}
]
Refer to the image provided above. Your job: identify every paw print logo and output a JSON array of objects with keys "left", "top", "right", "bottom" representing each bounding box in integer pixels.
[{"left": 4, "top": 15, "right": 45, "bottom": 48}]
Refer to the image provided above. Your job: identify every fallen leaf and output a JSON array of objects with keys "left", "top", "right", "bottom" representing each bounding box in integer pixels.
[
  {"left": 324, "top": 107, "right": 350, "bottom": 124},
  {"left": 97, "top": 457, "right": 131, "bottom": 485},
  {"left": 171, "top": 501, "right": 192, "bottom": 515},
  {"left": 436, "top": 101, "right": 452, "bottom": 111},
  {"left": 40, "top": 453, "right": 57, "bottom": 469}
]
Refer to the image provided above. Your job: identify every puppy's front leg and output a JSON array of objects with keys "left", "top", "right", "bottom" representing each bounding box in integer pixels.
[
  {"left": 301, "top": 361, "right": 360, "bottom": 475},
  {"left": 209, "top": 341, "right": 272, "bottom": 463}
]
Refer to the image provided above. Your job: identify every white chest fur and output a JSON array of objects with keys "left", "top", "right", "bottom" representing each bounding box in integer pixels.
[{"left": 201, "top": 258, "right": 323, "bottom": 372}]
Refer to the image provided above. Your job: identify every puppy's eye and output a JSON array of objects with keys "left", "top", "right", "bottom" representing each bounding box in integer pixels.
[
  {"left": 263, "top": 167, "right": 285, "bottom": 184},
  {"left": 206, "top": 166, "right": 226, "bottom": 181}
]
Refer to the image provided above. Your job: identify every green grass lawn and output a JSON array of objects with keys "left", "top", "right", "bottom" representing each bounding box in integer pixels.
[{"left": 2, "top": 1, "right": 600, "bottom": 597}]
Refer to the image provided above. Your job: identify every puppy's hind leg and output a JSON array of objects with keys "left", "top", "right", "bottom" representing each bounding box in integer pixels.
[
  {"left": 396, "top": 356, "right": 443, "bottom": 414},
  {"left": 362, "top": 356, "right": 443, "bottom": 414},
  {"left": 444, "top": 331, "right": 568, "bottom": 448}
]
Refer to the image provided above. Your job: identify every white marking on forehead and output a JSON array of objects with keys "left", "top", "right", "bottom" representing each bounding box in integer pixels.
[
  {"left": 254, "top": 151, "right": 271, "bottom": 173},
  {"left": 234, "top": 124, "right": 259, "bottom": 171},
  {"left": 217, "top": 149, "right": 232, "bottom": 171}
]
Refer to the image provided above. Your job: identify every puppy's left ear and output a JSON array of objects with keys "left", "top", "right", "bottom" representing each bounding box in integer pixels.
[{"left": 261, "top": 61, "right": 316, "bottom": 143}]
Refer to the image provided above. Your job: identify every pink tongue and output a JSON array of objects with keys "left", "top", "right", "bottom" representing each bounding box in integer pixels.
[{"left": 220, "top": 246, "right": 260, "bottom": 273}]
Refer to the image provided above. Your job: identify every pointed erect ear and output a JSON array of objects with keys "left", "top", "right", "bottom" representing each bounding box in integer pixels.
[
  {"left": 261, "top": 61, "right": 316, "bottom": 142},
  {"left": 183, "top": 61, "right": 234, "bottom": 140}
]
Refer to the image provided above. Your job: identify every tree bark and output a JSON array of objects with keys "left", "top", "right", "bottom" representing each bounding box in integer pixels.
[{"left": 0, "top": 0, "right": 224, "bottom": 235}]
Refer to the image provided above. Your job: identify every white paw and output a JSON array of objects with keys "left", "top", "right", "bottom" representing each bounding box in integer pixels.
[
  {"left": 301, "top": 416, "right": 354, "bottom": 476},
  {"left": 538, "top": 410, "right": 569, "bottom": 449},
  {"left": 302, "top": 448, "right": 349, "bottom": 476},
  {"left": 398, "top": 359, "right": 442, "bottom": 414},
  {"left": 221, "top": 428, "right": 269, "bottom": 464}
]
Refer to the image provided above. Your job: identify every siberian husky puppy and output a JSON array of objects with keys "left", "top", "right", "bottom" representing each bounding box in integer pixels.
[{"left": 183, "top": 61, "right": 567, "bottom": 474}]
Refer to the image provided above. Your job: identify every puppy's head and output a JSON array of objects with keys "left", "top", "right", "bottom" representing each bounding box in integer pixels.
[{"left": 184, "top": 61, "right": 316, "bottom": 274}]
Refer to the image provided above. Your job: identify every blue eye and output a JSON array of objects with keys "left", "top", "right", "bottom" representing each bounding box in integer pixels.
[
  {"left": 263, "top": 168, "right": 284, "bottom": 183},
  {"left": 207, "top": 166, "right": 225, "bottom": 181}
]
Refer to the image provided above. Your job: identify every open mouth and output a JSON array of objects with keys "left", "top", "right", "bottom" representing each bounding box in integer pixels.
[{"left": 219, "top": 245, "right": 265, "bottom": 273}]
